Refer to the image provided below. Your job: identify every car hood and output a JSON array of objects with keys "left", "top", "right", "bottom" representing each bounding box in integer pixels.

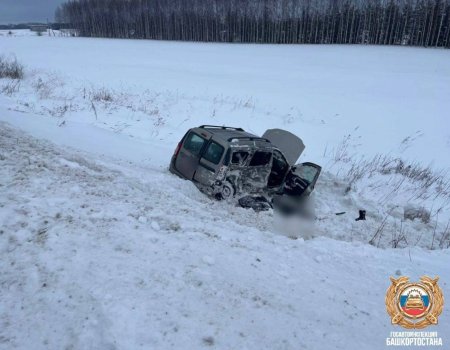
[{"left": 262, "top": 129, "right": 305, "bottom": 165}]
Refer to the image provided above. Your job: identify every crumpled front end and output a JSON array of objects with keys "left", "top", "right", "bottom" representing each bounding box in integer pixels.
[{"left": 211, "top": 144, "right": 273, "bottom": 200}]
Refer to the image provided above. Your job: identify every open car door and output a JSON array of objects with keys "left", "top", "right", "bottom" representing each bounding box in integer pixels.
[
  {"left": 262, "top": 129, "right": 305, "bottom": 165},
  {"left": 283, "top": 162, "right": 322, "bottom": 197}
]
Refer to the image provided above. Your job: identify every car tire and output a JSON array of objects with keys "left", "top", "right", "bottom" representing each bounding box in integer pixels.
[{"left": 218, "top": 181, "right": 235, "bottom": 200}]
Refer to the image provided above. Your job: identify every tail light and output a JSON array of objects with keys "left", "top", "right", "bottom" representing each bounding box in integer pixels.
[{"left": 173, "top": 142, "right": 182, "bottom": 157}]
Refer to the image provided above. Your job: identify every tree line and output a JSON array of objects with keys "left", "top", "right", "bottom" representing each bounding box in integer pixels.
[{"left": 56, "top": 0, "right": 450, "bottom": 47}]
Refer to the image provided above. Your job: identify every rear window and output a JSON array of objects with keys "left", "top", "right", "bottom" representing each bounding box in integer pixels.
[
  {"left": 249, "top": 151, "right": 272, "bottom": 166},
  {"left": 231, "top": 151, "right": 249, "bottom": 165},
  {"left": 203, "top": 141, "right": 224, "bottom": 164},
  {"left": 183, "top": 132, "right": 206, "bottom": 156}
]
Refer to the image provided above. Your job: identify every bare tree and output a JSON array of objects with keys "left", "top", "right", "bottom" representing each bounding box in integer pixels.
[{"left": 57, "top": 0, "right": 450, "bottom": 47}]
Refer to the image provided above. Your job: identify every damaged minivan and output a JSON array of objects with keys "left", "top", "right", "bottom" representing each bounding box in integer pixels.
[{"left": 169, "top": 125, "right": 321, "bottom": 210}]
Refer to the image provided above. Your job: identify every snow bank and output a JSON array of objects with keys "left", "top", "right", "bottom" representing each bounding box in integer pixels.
[
  {"left": 1, "top": 34, "right": 449, "bottom": 168},
  {"left": 1, "top": 33, "right": 450, "bottom": 350},
  {"left": 1, "top": 40, "right": 449, "bottom": 248},
  {"left": 1, "top": 123, "right": 449, "bottom": 350}
]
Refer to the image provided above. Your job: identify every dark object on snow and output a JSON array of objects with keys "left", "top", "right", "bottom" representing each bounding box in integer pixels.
[
  {"left": 238, "top": 195, "right": 272, "bottom": 212},
  {"left": 355, "top": 210, "right": 366, "bottom": 221},
  {"left": 335, "top": 212, "right": 346, "bottom": 216},
  {"left": 169, "top": 125, "right": 321, "bottom": 212}
]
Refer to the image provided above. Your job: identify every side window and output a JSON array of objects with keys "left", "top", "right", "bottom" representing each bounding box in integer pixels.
[
  {"left": 249, "top": 151, "right": 272, "bottom": 166},
  {"left": 203, "top": 141, "right": 224, "bottom": 164},
  {"left": 183, "top": 132, "right": 206, "bottom": 156},
  {"left": 295, "top": 164, "right": 319, "bottom": 184},
  {"left": 231, "top": 151, "right": 249, "bottom": 166}
]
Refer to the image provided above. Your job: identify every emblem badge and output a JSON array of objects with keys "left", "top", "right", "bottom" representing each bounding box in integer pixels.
[{"left": 386, "top": 276, "right": 444, "bottom": 329}]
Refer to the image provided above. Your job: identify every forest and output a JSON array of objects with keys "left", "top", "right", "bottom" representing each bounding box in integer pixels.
[{"left": 56, "top": 0, "right": 450, "bottom": 47}]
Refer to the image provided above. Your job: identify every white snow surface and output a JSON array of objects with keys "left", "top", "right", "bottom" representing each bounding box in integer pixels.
[
  {"left": 1, "top": 32, "right": 450, "bottom": 349},
  {"left": 1, "top": 123, "right": 449, "bottom": 350},
  {"left": 1, "top": 31, "right": 449, "bottom": 169}
]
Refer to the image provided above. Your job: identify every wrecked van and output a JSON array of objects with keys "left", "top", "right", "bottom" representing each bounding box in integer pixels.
[{"left": 169, "top": 125, "right": 321, "bottom": 208}]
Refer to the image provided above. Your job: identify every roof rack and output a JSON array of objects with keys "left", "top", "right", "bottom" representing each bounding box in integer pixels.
[
  {"left": 227, "top": 136, "right": 270, "bottom": 143},
  {"left": 199, "top": 125, "right": 245, "bottom": 132}
]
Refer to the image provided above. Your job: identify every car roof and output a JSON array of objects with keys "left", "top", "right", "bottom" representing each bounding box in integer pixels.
[{"left": 194, "top": 125, "right": 269, "bottom": 144}]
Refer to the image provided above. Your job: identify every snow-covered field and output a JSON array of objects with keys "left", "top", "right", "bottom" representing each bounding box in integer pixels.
[{"left": 1, "top": 30, "right": 450, "bottom": 349}]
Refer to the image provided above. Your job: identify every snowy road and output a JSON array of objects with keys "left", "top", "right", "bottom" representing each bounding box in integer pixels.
[{"left": 1, "top": 122, "right": 449, "bottom": 350}]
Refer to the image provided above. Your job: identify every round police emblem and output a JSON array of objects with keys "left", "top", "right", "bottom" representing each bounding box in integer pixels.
[{"left": 386, "top": 276, "right": 444, "bottom": 329}]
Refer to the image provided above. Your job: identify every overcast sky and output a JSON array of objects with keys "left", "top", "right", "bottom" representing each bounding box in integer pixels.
[{"left": 0, "top": 0, "right": 66, "bottom": 24}]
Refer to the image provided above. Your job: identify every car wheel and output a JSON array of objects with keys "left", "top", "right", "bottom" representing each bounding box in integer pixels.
[{"left": 219, "top": 181, "right": 235, "bottom": 200}]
